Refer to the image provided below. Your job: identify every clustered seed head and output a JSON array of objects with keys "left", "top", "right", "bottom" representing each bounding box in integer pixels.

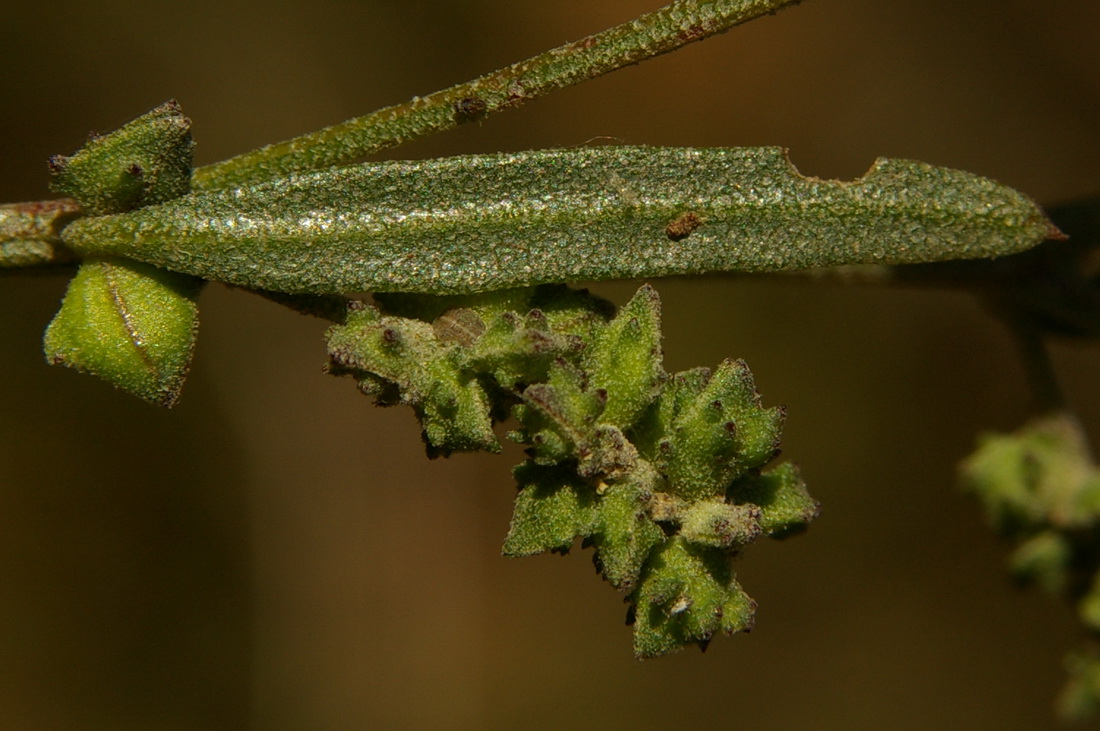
[{"left": 326, "top": 282, "right": 819, "bottom": 656}]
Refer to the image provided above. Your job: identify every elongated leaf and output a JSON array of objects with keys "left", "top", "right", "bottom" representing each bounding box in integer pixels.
[
  {"left": 63, "top": 146, "right": 1061, "bottom": 295},
  {"left": 192, "top": 0, "right": 804, "bottom": 190}
]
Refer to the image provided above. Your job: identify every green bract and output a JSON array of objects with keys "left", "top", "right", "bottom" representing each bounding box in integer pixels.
[
  {"left": 42, "top": 99, "right": 201, "bottom": 406},
  {"left": 62, "top": 146, "right": 1059, "bottom": 295},
  {"left": 43, "top": 258, "right": 201, "bottom": 407},
  {"left": 49, "top": 100, "right": 193, "bottom": 215}
]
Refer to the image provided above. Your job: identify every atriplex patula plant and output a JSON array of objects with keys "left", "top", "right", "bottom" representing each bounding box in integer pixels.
[{"left": 2, "top": 0, "right": 1098, "bottom": 719}]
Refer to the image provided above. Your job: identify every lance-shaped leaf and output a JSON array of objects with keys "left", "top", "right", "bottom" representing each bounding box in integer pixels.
[
  {"left": 191, "top": 0, "right": 805, "bottom": 190},
  {"left": 62, "top": 147, "right": 1062, "bottom": 295},
  {"left": 43, "top": 100, "right": 202, "bottom": 406},
  {"left": 43, "top": 258, "right": 201, "bottom": 407}
]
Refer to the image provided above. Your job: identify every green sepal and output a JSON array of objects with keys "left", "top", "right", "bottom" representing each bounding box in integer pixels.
[
  {"left": 960, "top": 414, "right": 1100, "bottom": 533},
  {"left": 49, "top": 100, "right": 193, "bottom": 215},
  {"left": 589, "top": 477, "right": 665, "bottom": 590},
  {"left": 585, "top": 284, "right": 664, "bottom": 429},
  {"left": 326, "top": 303, "right": 498, "bottom": 455},
  {"left": 628, "top": 537, "right": 756, "bottom": 658},
  {"left": 1078, "top": 570, "right": 1100, "bottom": 633},
  {"left": 502, "top": 462, "right": 598, "bottom": 556},
  {"left": 43, "top": 258, "right": 201, "bottom": 407},
  {"left": 1060, "top": 649, "right": 1100, "bottom": 722},
  {"left": 635, "top": 359, "right": 784, "bottom": 501},
  {"left": 728, "top": 462, "right": 819, "bottom": 538},
  {"left": 512, "top": 359, "right": 607, "bottom": 466},
  {"left": 1008, "top": 530, "right": 1071, "bottom": 594}
]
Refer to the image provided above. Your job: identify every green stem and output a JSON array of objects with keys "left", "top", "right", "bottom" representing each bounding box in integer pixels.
[
  {"left": 1010, "top": 321, "right": 1065, "bottom": 414},
  {"left": 191, "top": 0, "right": 804, "bottom": 191},
  {"left": 0, "top": 198, "right": 82, "bottom": 270}
]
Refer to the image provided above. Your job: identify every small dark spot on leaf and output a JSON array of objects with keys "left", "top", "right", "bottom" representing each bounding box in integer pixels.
[
  {"left": 677, "top": 24, "right": 707, "bottom": 43},
  {"left": 665, "top": 211, "right": 702, "bottom": 241},
  {"left": 453, "top": 96, "right": 488, "bottom": 123}
]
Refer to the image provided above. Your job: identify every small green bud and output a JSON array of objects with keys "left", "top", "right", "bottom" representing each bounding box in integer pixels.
[
  {"left": 1078, "top": 570, "right": 1100, "bottom": 633},
  {"left": 43, "top": 258, "right": 201, "bottom": 407},
  {"left": 1060, "top": 650, "right": 1100, "bottom": 721},
  {"left": 961, "top": 414, "right": 1100, "bottom": 533},
  {"left": 43, "top": 101, "right": 201, "bottom": 405},
  {"left": 639, "top": 359, "right": 784, "bottom": 500},
  {"left": 1008, "top": 530, "right": 1071, "bottom": 593},
  {"left": 49, "top": 100, "right": 193, "bottom": 215},
  {"left": 513, "top": 360, "right": 606, "bottom": 465}
]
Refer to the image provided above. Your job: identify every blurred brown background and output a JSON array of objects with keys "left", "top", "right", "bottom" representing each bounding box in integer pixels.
[{"left": 1, "top": 1, "right": 1098, "bottom": 728}]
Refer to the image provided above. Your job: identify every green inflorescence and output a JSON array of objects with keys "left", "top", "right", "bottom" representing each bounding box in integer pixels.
[
  {"left": 960, "top": 414, "right": 1100, "bottom": 721},
  {"left": 326, "top": 283, "right": 818, "bottom": 657}
]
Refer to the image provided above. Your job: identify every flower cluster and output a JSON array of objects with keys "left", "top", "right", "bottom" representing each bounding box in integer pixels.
[{"left": 327, "top": 283, "right": 818, "bottom": 656}]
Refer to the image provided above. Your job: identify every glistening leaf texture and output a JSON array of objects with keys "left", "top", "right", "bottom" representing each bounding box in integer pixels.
[{"left": 62, "top": 146, "right": 1060, "bottom": 295}]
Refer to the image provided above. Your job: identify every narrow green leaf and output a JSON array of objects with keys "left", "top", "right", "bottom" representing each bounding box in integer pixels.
[
  {"left": 64, "top": 147, "right": 1060, "bottom": 295},
  {"left": 42, "top": 258, "right": 201, "bottom": 407},
  {"left": 191, "top": 0, "right": 804, "bottom": 190}
]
